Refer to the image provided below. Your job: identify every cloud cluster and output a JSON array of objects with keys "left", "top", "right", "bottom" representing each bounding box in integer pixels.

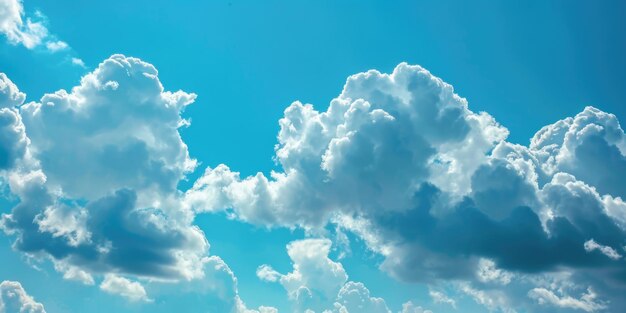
[
  {"left": 0, "top": 58, "right": 278, "bottom": 312},
  {"left": 2, "top": 50, "right": 624, "bottom": 311},
  {"left": 0, "top": 280, "right": 45, "bottom": 313},
  {"left": 146, "top": 256, "right": 277, "bottom": 313},
  {"left": 187, "top": 63, "right": 626, "bottom": 312},
  {"left": 0, "top": 56, "right": 206, "bottom": 287},
  {"left": 258, "top": 238, "right": 427, "bottom": 313},
  {"left": 187, "top": 63, "right": 507, "bottom": 227},
  {"left": 0, "top": 74, "right": 25, "bottom": 108}
]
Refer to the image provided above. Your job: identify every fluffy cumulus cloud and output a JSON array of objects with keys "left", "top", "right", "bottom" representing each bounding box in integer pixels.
[
  {"left": 0, "top": 281, "right": 45, "bottom": 313},
  {"left": 0, "top": 60, "right": 274, "bottom": 312},
  {"left": 0, "top": 56, "right": 207, "bottom": 286},
  {"left": 187, "top": 63, "right": 507, "bottom": 227},
  {"left": 187, "top": 63, "right": 626, "bottom": 312},
  {"left": 333, "top": 282, "right": 390, "bottom": 313},
  {"left": 428, "top": 289, "right": 457, "bottom": 308},
  {"left": 257, "top": 238, "right": 424, "bottom": 313},
  {"left": 2, "top": 51, "right": 625, "bottom": 312},
  {"left": 0, "top": 63, "right": 240, "bottom": 313},
  {"left": 146, "top": 256, "right": 276, "bottom": 313},
  {"left": 0, "top": 0, "right": 70, "bottom": 52},
  {"left": 0, "top": 73, "right": 25, "bottom": 108},
  {"left": 20, "top": 54, "right": 198, "bottom": 202},
  {"left": 0, "top": 74, "right": 27, "bottom": 171}
]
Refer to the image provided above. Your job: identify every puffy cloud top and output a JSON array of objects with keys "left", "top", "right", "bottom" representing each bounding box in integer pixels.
[
  {"left": 0, "top": 56, "right": 206, "bottom": 289},
  {"left": 2, "top": 52, "right": 626, "bottom": 312},
  {"left": 0, "top": 281, "right": 45, "bottom": 313},
  {"left": 187, "top": 63, "right": 507, "bottom": 226},
  {"left": 0, "top": 73, "right": 25, "bottom": 108},
  {"left": 187, "top": 63, "right": 626, "bottom": 312},
  {"left": 258, "top": 238, "right": 403, "bottom": 313},
  {"left": 22, "top": 54, "right": 197, "bottom": 201}
]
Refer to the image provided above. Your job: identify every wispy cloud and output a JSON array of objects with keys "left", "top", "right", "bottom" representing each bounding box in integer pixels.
[{"left": 0, "top": 0, "right": 84, "bottom": 66}]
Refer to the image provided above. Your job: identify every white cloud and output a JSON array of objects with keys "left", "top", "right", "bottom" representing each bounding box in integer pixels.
[
  {"left": 0, "top": 0, "right": 46, "bottom": 48},
  {"left": 256, "top": 264, "right": 281, "bottom": 283},
  {"left": 583, "top": 239, "right": 622, "bottom": 260},
  {"left": 0, "top": 108, "right": 29, "bottom": 170},
  {"left": 186, "top": 63, "right": 508, "bottom": 227},
  {"left": 257, "top": 238, "right": 429, "bottom": 313},
  {"left": 0, "top": 280, "right": 46, "bottom": 313},
  {"left": 3, "top": 53, "right": 626, "bottom": 311},
  {"left": 0, "top": 57, "right": 207, "bottom": 289},
  {"left": 333, "top": 282, "right": 390, "bottom": 313},
  {"left": 269, "top": 239, "right": 348, "bottom": 309},
  {"left": 528, "top": 287, "right": 607, "bottom": 312},
  {"left": 21, "top": 54, "right": 197, "bottom": 202},
  {"left": 100, "top": 274, "right": 150, "bottom": 302},
  {"left": 531, "top": 106, "right": 626, "bottom": 199},
  {"left": 156, "top": 256, "right": 275, "bottom": 313},
  {"left": 602, "top": 195, "right": 626, "bottom": 230},
  {"left": 0, "top": 0, "right": 70, "bottom": 52},
  {"left": 186, "top": 62, "right": 626, "bottom": 311},
  {"left": 45, "top": 40, "right": 67, "bottom": 51},
  {"left": 476, "top": 259, "right": 514, "bottom": 285},
  {"left": 428, "top": 289, "right": 456, "bottom": 309},
  {"left": 0, "top": 73, "right": 26, "bottom": 108},
  {"left": 400, "top": 301, "right": 432, "bottom": 313},
  {"left": 57, "top": 264, "right": 95, "bottom": 286},
  {"left": 459, "top": 282, "right": 515, "bottom": 313}
]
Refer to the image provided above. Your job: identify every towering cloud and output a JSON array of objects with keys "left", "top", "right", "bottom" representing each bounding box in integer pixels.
[
  {"left": 187, "top": 63, "right": 626, "bottom": 312},
  {"left": 2, "top": 53, "right": 625, "bottom": 311},
  {"left": 0, "top": 56, "right": 206, "bottom": 285}
]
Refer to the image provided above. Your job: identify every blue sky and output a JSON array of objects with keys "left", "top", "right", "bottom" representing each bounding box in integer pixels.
[{"left": 0, "top": 1, "right": 625, "bottom": 313}]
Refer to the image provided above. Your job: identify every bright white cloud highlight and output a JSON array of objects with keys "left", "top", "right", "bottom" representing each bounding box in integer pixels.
[
  {"left": 0, "top": 281, "right": 45, "bottom": 313},
  {"left": 263, "top": 238, "right": 348, "bottom": 310},
  {"left": 0, "top": 56, "right": 206, "bottom": 293},
  {"left": 334, "top": 282, "right": 390, "bottom": 313},
  {"left": 71, "top": 57, "right": 85, "bottom": 67},
  {"left": 428, "top": 289, "right": 456, "bottom": 309},
  {"left": 583, "top": 239, "right": 622, "bottom": 260},
  {"left": 0, "top": 0, "right": 71, "bottom": 52},
  {"left": 2, "top": 52, "right": 626, "bottom": 312},
  {"left": 100, "top": 275, "right": 150, "bottom": 302},
  {"left": 459, "top": 283, "right": 515, "bottom": 313},
  {"left": 476, "top": 259, "right": 514, "bottom": 285},
  {"left": 0, "top": 73, "right": 25, "bottom": 108},
  {"left": 528, "top": 287, "right": 607, "bottom": 312},
  {"left": 44, "top": 40, "right": 67, "bottom": 51},
  {"left": 258, "top": 238, "right": 428, "bottom": 313},
  {"left": 400, "top": 301, "right": 432, "bottom": 313},
  {"left": 187, "top": 62, "right": 626, "bottom": 311}
]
